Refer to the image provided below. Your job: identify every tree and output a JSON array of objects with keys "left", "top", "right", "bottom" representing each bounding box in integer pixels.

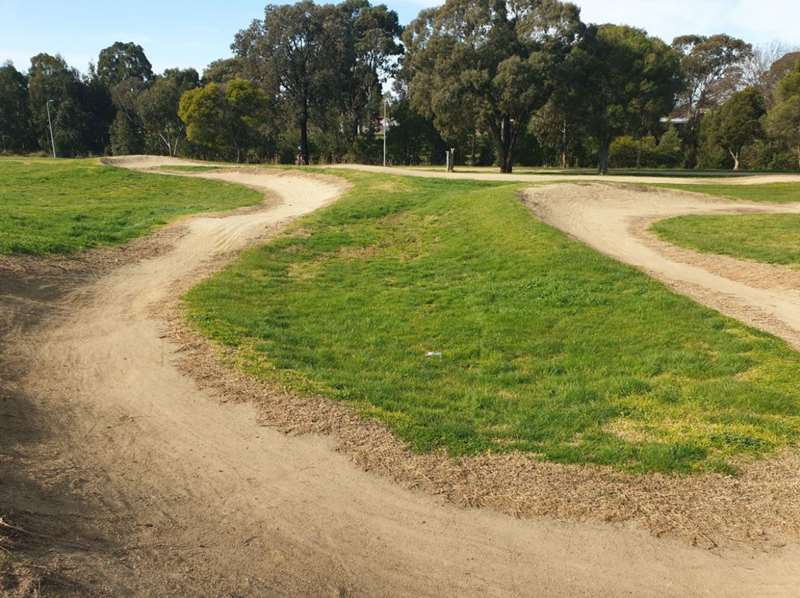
[
  {"left": 672, "top": 34, "right": 752, "bottom": 116},
  {"left": 137, "top": 69, "right": 199, "bottom": 156},
  {"left": 97, "top": 42, "right": 153, "bottom": 88},
  {"left": 403, "top": 0, "right": 583, "bottom": 173},
  {"left": 97, "top": 43, "right": 155, "bottom": 155},
  {"left": 203, "top": 58, "right": 245, "bottom": 84},
  {"left": 332, "top": 0, "right": 403, "bottom": 150},
  {"left": 179, "top": 79, "right": 270, "bottom": 162},
  {"left": 705, "top": 87, "right": 766, "bottom": 170},
  {"left": 109, "top": 77, "right": 148, "bottom": 154},
  {"left": 671, "top": 34, "right": 751, "bottom": 166},
  {"left": 234, "top": 1, "right": 327, "bottom": 165},
  {"left": 27, "top": 53, "right": 97, "bottom": 156},
  {"left": 233, "top": 1, "right": 401, "bottom": 165},
  {"left": 225, "top": 78, "right": 273, "bottom": 162},
  {"left": 562, "top": 25, "right": 682, "bottom": 173},
  {"left": 0, "top": 62, "right": 32, "bottom": 152},
  {"left": 765, "top": 62, "right": 800, "bottom": 168}
]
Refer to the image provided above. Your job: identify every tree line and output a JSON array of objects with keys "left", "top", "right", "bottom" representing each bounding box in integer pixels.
[{"left": 1, "top": 0, "right": 799, "bottom": 173}]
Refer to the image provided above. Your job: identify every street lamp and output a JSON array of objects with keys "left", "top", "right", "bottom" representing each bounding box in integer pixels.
[
  {"left": 383, "top": 100, "right": 389, "bottom": 167},
  {"left": 46, "top": 99, "right": 56, "bottom": 158}
]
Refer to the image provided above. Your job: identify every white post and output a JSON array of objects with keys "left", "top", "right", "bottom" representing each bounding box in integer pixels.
[{"left": 46, "top": 99, "right": 56, "bottom": 158}]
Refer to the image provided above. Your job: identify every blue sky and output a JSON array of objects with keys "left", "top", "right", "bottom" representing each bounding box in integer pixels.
[{"left": 1, "top": 0, "right": 798, "bottom": 75}]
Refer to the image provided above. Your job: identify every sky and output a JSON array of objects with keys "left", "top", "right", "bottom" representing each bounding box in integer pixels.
[{"left": 1, "top": 0, "right": 798, "bottom": 75}]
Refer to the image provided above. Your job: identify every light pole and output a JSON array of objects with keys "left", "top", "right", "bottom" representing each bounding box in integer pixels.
[
  {"left": 383, "top": 100, "right": 389, "bottom": 167},
  {"left": 46, "top": 99, "right": 56, "bottom": 158}
]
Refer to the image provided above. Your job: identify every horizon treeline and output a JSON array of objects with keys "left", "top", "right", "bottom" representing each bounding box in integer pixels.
[{"left": 1, "top": 0, "right": 799, "bottom": 173}]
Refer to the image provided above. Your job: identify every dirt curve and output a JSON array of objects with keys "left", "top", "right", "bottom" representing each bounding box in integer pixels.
[
  {"left": 525, "top": 183, "right": 800, "bottom": 350},
  {"left": 2, "top": 157, "right": 800, "bottom": 596}
]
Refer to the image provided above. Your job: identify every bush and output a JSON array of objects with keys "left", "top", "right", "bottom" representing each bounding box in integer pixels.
[
  {"left": 654, "top": 128, "right": 683, "bottom": 168},
  {"left": 610, "top": 132, "right": 683, "bottom": 168}
]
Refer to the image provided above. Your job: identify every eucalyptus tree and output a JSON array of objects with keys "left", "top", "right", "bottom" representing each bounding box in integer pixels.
[
  {"left": 671, "top": 34, "right": 751, "bottom": 165},
  {"left": 137, "top": 69, "right": 199, "bottom": 156},
  {"left": 0, "top": 62, "right": 32, "bottom": 152},
  {"left": 333, "top": 0, "right": 403, "bottom": 150},
  {"left": 559, "top": 24, "right": 682, "bottom": 173},
  {"left": 97, "top": 42, "right": 154, "bottom": 88},
  {"left": 765, "top": 62, "right": 800, "bottom": 168},
  {"left": 233, "top": 0, "right": 402, "bottom": 165},
  {"left": 402, "top": 0, "right": 583, "bottom": 173},
  {"left": 27, "top": 53, "right": 96, "bottom": 155},
  {"left": 704, "top": 87, "right": 766, "bottom": 170}
]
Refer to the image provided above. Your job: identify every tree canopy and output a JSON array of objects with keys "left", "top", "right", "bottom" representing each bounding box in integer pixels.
[
  {"left": 558, "top": 24, "right": 683, "bottom": 173},
  {"left": 0, "top": 62, "right": 32, "bottom": 152},
  {"left": 403, "top": 0, "right": 583, "bottom": 173},
  {"left": 233, "top": 0, "right": 402, "bottom": 165},
  {"left": 703, "top": 87, "right": 766, "bottom": 170},
  {"left": 765, "top": 61, "right": 800, "bottom": 168},
  {"left": 179, "top": 79, "right": 271, "bottom": 162},
  {"left": 97, "top": 42, "right": 154, "bottom": 88}
]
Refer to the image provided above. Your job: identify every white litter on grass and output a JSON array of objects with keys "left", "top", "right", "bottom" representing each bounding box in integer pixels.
[{"left": 426, "top": 352, "right": 443, "bottom": 358}]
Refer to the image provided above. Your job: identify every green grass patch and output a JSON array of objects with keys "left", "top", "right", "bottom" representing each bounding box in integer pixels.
[
  {"left": 654, "top": 214, "right": 800, "bottom": 267},
  {"left": 184, "top": 172, "right": 800, "bottom": 474},
  {"left": 651, "top": 182, "right": 800, "bottom": 266},
  {"left": 0, "top": 158, "right": 261, "bottom": 255},
  {"left": 655, "top": 182, "right": 800, "bottom": 203}
]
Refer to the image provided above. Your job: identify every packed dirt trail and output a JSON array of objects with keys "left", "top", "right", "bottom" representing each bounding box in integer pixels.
[
  {"left": 526, "top": 183, "right": 800, "bottom": 350},
  {"left": 3, "top": 157, "right": 800, "bottom": 596},
  {"left": 334, "top": 162, "right": 800, "bottom": 185}
]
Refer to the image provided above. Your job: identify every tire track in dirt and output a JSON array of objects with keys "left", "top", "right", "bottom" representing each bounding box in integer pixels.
[{"left": 3, "top": 158, "right": 799, "bottom": 596}]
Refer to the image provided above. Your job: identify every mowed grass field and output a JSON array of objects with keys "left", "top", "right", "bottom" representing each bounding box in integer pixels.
[
  {"left": 0, "top": 158, "right": 261, "bottom": 255},
  {"left": 653, "top": 183, "right": 800, "bottom": 266},
  {"left": 185, "top": 171, "right": 800, "bottom": 474}
]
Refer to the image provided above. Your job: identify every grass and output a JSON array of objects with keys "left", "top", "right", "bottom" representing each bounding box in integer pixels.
[
  {"left": 655, "top": 182, "right": 800, "bottom": 203},
  {"left": 0, "top": 158, "right": 261, "bottom": 255},
  {"left": 184, "top": 171, "right": 800, "bottom": 474},
  {"left": 654, "top": 214, "right": 800, "bottom": 267},
  {"left": 650, "top": 182, "right": 800, "bottom": 266}
]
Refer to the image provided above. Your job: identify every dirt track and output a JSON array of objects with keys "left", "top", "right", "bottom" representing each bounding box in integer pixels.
[
  {"left": 525, "top": 183, "right": 800, "bottom": 350},
  {"left": 3, "top": 158, "right": 800, "bottom": 596},
  {"left": 334, "top": 163, "right": 800, "bottom": 185}
]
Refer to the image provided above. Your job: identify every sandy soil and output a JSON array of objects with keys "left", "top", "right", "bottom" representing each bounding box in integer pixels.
[
  {"left": 525, "top": 183, "right": 800, "bottom": 350},
  {"left": 334, "top": 163, "right": 800, "bottom": 185},
  {"left": 2, "top": 158, "right": 800, "bottom": 596}
]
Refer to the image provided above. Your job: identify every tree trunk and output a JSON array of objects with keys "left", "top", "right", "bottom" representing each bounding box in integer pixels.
[
  {"left": 729, "top": 149, "right": 740, "bottom": 171},
  {"left": 598, "top": 140, "right": 610, "bottom": 175},
  {"left": 496, "top": 116, "right": 515, "bottom": 174},
  {"left": 299, "top": 112, "right": 310, "bottom": 166},
  {"left": 636, "top": 137, "right": 642, "bottom": 169}
]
